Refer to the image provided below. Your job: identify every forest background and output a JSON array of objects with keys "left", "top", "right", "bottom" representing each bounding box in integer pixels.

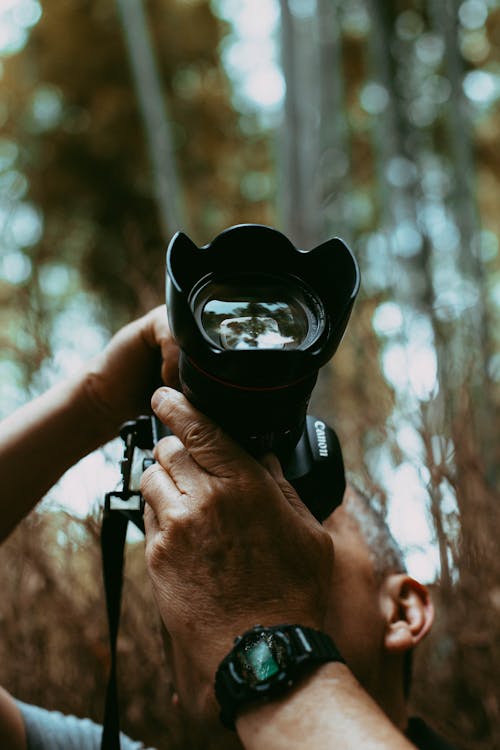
[{"left": 0, "top": 0, "right": 499, "bottom": 748}]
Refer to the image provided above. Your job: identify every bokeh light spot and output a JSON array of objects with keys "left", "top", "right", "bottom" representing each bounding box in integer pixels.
[
  {"left": 463, "top": 70, "right": 497, "bottom": 103},
  {"left": 360, "top": 82, "right": 389, "bottom": 114},
  {"left": 458, "top": 0, "right": 488, "bottom": 31}
]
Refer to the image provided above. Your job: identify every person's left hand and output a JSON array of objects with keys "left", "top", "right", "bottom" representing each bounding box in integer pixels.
[
  {"left": 141, "top": 387, "right": 335, "bottom": 720},
  {"left": 83, "top": 306, "right": 179, "bottom": 439}
]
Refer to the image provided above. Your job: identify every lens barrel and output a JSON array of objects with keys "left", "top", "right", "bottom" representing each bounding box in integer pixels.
[{"left": 166, "top": 224, "right": 359, "bottom": 461}]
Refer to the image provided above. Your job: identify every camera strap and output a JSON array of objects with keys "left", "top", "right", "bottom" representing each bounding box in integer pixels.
[
  {"left": 100, "top": 418, "right": 153, "bottom": 750},
  {"left": 100, "top": 507, "right": 128, "bottom": 750}
]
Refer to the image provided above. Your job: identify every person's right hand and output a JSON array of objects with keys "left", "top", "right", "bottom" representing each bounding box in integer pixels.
[{"left": 141, "top": 388, "right": 335, "bottom": 720}]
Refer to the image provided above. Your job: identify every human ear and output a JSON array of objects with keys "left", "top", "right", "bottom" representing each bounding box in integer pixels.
[{"left": 381, "top": 574, "right": 435, "bottom": 654}]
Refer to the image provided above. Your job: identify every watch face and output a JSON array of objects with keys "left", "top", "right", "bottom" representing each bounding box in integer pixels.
[{"left": 234, "top": 630, "right": 290, "bottom": 687}]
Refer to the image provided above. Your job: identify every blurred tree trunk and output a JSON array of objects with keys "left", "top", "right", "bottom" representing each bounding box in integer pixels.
[
  {"left": 278, "top": 0, "right": 320, "bottom": 248},
  {"left": 116, "top": 0, "right": 187, "bottom": 240},
  {"left": 428, "top": 0, "right": 486, "bottom": 291},
  {"left": 427, "top": 0, "right": 496, "bottom": 483},
  {"left": 366, "top": 0, "right": 435, "bottom": 310},
  {"left": 316, "top": 0, "right": 353, "bottom": 244}
]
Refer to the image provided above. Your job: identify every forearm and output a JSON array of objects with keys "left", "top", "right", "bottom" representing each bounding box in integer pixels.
[
  {"left": 236, "top": 663, "right": 415, "bottom": 750},
  {"left": 0, "top": 370, "right": 112, "bottom": 541}
]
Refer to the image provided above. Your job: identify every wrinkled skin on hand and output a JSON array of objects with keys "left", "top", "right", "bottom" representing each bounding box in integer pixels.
[
  {"left": 141, "top": 387, "right": 335, "bottom": 721},
  {"left": 84, "top": 306, "right": 179, "bottom": 435}
]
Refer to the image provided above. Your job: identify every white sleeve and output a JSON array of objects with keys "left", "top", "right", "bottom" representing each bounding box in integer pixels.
[{"left": 16, "top": 700, "right": 156, "bottom": 750}]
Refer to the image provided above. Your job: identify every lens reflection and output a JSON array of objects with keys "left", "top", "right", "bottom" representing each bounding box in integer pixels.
[
  {"left": 197, "top": 278, "right": 321, "bottom": 351},
  {"left": 219, "top": 316, "right": 294, "bottom": 350}
]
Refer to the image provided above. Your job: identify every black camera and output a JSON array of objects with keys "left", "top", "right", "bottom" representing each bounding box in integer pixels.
[
  {"left": 108, "top": 224, "right": 359, "bottom": 524},
  {"left": 165, "top": 223, "right": 359, "bottom": 521}
]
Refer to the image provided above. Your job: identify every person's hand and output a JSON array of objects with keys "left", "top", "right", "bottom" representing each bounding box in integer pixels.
[
  {"left": 141, "top": 387, "right": 335, "bottom": 719},
  {"left": 83, "top": 306, "right": 179, "bottom": 438}
]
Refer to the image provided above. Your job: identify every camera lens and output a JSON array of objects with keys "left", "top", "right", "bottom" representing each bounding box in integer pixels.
[
  {"left": 166, "top": 224, "right": 359, "bottom": 470},
  {"left": 191, "top": 274, "right": 324, "bottom": 352}
]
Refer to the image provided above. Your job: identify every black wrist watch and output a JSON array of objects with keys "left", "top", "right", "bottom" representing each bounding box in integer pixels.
[{"left": 214, "top": 623, "right": 345, "bottom": 730}]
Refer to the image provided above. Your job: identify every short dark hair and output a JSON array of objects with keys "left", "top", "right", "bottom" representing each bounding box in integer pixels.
[{"left": 344, "top": 485, "right": 407, "bottom": 579}]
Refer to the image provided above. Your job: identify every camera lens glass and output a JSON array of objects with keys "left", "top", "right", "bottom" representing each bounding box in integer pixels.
[{"left": 191, "top": 275, "right": 324, "bottom": 351}]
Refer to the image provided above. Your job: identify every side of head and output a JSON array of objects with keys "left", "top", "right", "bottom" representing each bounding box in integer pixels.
[{"left": 322, "top": 485, "right": 434, "bottom": 726}]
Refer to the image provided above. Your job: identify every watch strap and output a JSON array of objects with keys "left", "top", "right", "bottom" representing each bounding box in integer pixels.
[{"left": 215, "top": 624, "right": 344, "bottom": 730}]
